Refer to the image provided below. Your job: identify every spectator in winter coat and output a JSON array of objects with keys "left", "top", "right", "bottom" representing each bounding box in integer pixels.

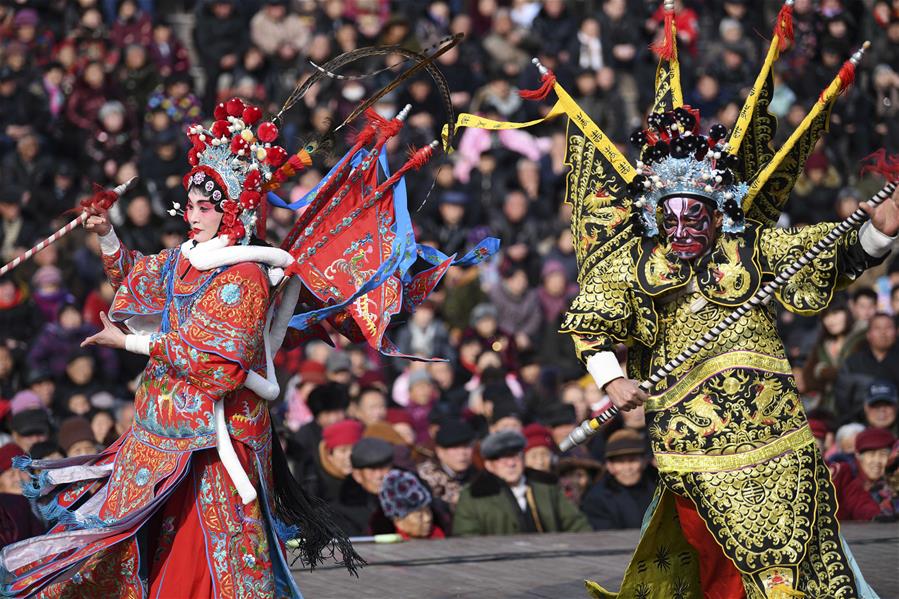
[
  {"left": 0, "top": 273, "right": 44, "bottom": 348},
  {"left": 250, "top": 0, "right": 311, "bottom": 64},
  {"left": 454, "top": 430, "right": 590, "bottom": 536},
  {"left": 835, "top": 313, "right": 899, "bottom": 424},
  {"left": 831, "top": 427, "right": 898, "bottom": 521},
  {"left": 332, "top": 438, "right": 394, "bottom": 536},
  {"left": 147, "top": 21, "right": 191, "bottom": 78},
  {"left": 417, "top": 419, "right": 478, "bottom": 512},
  {"left": 581, "top": 429, "right": 657, "bottom": 530},
  {"left": 193, "top": 0, "right": 249, "bottom": 112},
  {"left": 488, "top": 265, "right": 542, "bottom": 351}
]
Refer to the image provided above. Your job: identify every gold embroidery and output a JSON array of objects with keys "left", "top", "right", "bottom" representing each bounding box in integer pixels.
[
  {"left": 646, "top": 351, "right": 793, "bottom": 412},
  {"left": 654, "top": 426, "right": 813, "bottom": 473}
]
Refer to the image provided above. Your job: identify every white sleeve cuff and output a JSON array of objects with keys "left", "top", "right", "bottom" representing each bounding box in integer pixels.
[
  {"left": 859, "top": 221, "right": 896, "bottom": 258},
  {"left": 586, "top": 351, "right": 625, "bottom": 390},
  {"left": 124, "top": 334, "right": 151, "bottom": 356},
  {"left": 99, "top": 228, "right": 121, "bottom": 255}
]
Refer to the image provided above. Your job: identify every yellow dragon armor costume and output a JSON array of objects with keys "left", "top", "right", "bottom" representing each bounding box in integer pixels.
[{"left": 446, "top": 0, "right": 893, "bottom": 596}]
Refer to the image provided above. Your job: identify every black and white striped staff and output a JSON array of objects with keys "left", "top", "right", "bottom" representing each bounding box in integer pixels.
[{"left": 560, "top": 180, "right": 899, "bottom": 452}]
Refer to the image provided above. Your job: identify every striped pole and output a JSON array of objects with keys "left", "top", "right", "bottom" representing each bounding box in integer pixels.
[
  {"left": 0, "top": 177, "right": 137, "bottom": 278},
  {"left": 560, "top": 180, "right": 899, "bottom": 451}
]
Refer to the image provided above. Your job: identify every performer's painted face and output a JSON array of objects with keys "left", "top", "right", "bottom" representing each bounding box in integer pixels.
[
  {"left": 661, "top": 196, "right": 717, "bottom": 260},
  {"left": 186, "top": 188, "right": 224, "bottom": 243}
]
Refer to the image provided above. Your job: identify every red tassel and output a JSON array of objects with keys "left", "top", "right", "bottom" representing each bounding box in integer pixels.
[
  {"left": 405, "top": 144, "right": 436, "bottom": 172},
  {"left": 859, "top": 149, "right": 899, "bottom": 180},
  {"left": 652, "top": 10, "right": 676, "bottom": 61},
  {"left": 837, "top": 58, "right": 857, "bottom": 92},
  {"left": 380, "top": 115, "right": 404, "bottom": 140},
  {"left": 775, "top": 2, "right": 794, "bottom": 53},
  {"left": 519, "top": 71, "right": 557, "bottom": 102},
  {"left": 353, "top": 109, "right": 387, "bottom": 145}
]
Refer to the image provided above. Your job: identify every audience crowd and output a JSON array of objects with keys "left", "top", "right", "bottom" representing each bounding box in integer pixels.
[{"left": 2, "top": 0, "right": 899, "bottom": 546}]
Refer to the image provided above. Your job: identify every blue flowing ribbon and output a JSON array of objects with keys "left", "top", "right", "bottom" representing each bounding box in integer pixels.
[
  {"left": 266, "top": 149, "right": 364, "bottom": 211},
  {"left": 416, "top": 236, "right": 501, "bottom": 268}
]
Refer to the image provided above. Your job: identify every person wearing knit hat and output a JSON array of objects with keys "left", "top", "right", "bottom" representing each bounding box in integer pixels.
[
  {"left": 523, "top": 423, "right": 554, "bottom": 473},
  {"left": 0, "top": 442, "right": 27, "bottom": 494},
  {"left": 832, "top": 427, "right": 898, "bottom": 522},
  {"left": 375, "top": 470, "right": 445, "bottom": 540},
  {"left": 418, "top": 420, "right": 477, "bottom": 512},
  {"left": 9, "top": 390, "right": 43, "bottom": 416},
  {"left": 57, "top": 416, "right": 97, "bottom": 457},
  {"left": 321, "top": 419, "right": 364, "bottom": 478},
  {"left": 581, "top": 429, "right": 656, "bottom": 531}
]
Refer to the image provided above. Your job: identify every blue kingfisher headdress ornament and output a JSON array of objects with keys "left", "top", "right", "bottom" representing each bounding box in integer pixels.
[{"left": 627, "top": 106, "right": 750, "bottom": 236}]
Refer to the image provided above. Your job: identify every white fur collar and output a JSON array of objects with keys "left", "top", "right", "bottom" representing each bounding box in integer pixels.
[{"left": 180, "top": 236, "right": 293, "bottom": 285}]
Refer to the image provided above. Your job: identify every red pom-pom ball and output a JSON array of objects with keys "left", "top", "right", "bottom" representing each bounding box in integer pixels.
[
  {"left": 230, "top": 135, "right": 250, "bottom": 154},
  {"left": 213, "top": 103, "right": 228, "bottom": 120},
  {"left": 240, "top": 190, "right": 262, "bottom": 210},
  {"left": 188, "top": 148, "right": 200, "bottom": 166},
  {"left": 265, "top": 146, "right": 288, "bottom": 167},
  {"left": 243, "top": 170, "right": 261, "bottom": 190},
  {"left": 257, "top": 122, "right": 279, "bottom": 143},
  {"left": 211, "top": 120, "right": 230, "bottom": 138},
  {"left": 242, "top": 105, "right": 263, "bottom": 125},
  {"left": 226, "top": 98, "right": 245, "bottom": 118}
]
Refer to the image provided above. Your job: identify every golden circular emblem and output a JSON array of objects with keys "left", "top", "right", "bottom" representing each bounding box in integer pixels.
[{"left": 740, "top": 479, "right": 767, "bottom": 504}]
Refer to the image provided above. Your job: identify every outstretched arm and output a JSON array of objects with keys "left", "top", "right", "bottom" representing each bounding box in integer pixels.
[{"left": 84, "top": 203, "right": 146, "bottom": 290}]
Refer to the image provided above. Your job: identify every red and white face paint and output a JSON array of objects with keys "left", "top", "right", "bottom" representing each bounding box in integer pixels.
[
  {"left": 185, "top": 187, "right": 224, "bottom": 243},
  {"left": 661, "top": 196, "right": 717, "bottom": 260}
]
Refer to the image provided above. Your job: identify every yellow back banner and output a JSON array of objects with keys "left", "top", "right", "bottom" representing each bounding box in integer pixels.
[{"left": 441, "top": 84, "right": 635, "bottom": 183}]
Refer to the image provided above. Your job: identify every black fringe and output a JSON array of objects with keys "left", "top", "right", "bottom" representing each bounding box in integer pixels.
[{"left": 268, "top": 419, "right": 365, "bottom": 576}]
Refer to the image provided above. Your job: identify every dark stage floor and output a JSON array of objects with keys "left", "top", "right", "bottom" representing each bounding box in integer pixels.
[{"left": 291, "top": 523, "right": 899, "bottom": 598}]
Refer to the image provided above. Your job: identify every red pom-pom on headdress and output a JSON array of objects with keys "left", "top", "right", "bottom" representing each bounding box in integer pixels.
[{"left": 257, "top": 122, "right": 279, "bottom": 143}]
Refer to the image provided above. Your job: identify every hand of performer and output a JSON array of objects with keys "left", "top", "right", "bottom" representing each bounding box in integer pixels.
[
  {"left": 83, "top": 203, "right": 112, "bottom": 237},
  {"left": 604, "top": 378, "right": 649, "bottom": 412},
  {"left": 81, "top": 312, "right": 126, "bottom": 350},
  {"left": 861, "top": 184, "right": 899, "bottom": 237}
]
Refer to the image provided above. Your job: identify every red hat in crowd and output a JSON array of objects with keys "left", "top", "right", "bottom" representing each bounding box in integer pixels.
[
  {"left": 808, "top": 419, "right": 828, "bottom": 441},
  {"left": 523, "top": 423, "right": 554, "bottom": 452},
  {"left": 322, "top": 419, "right": 364, "bottom": 451},
  {"left": 0, "top": 442, "right": 25, "bottom": 475},
  {"left": 855, "top": 427, "right": 896, "bottom": 453},
  {"left": 297, "top": 360, "right": 327, "bottom": 386},
  {"left": 386, "top": 408, "right": 413, "bottom": 426}
]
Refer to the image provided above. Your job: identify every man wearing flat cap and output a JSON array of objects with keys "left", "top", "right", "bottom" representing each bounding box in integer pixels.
[
  {"left": 454, "top": 430, "right": 589, "bottom": 536},
  {"left": 417, "top": 419, "right": 478, "bottom": 512},
  {"left": 331, "top": 437, "right": 394, "bottom": 535}
]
